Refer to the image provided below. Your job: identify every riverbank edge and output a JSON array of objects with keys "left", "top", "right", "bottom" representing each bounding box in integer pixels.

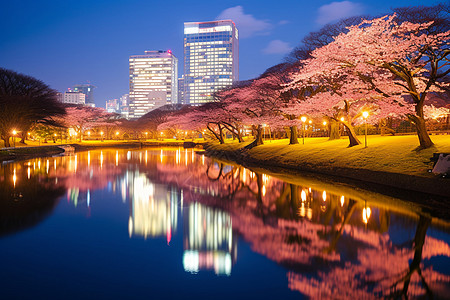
[
  {"left": 203, "top": 144, "right": 450, "bottom": 199},
  {"left": 0, "top": 141, "right": 204, "bottom": 163}
]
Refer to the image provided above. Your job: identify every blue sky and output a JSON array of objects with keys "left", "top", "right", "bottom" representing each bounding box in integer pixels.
[{"left": 0, "top": 0, "right": 441, "bottom": 107}]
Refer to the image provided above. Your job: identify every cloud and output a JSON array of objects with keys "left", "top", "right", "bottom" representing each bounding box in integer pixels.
[
  {"left": 316, "top": 1, "right": 364, "bottom": 25},
  {"left": 278, "top": 20, "right": 289, "bottom": 25},
  {"left": 262, "top": 40, "right": 293, "bottom": 55},
  {"left": 216, "top": 6, "right": 272, "bottom": 38}
]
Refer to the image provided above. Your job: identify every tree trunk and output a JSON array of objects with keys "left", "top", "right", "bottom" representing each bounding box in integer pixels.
[
  {"left": 2, "top": 136, "right": 11, "bottom": 148},
  {"left": 329, "top": 120, "right": 340, "bottom": 140},
  {"left": 413, "top": 117, "right": 434, "bottom": 149},
  {"left": 244, "top": 125, "right": 264, "bottom": 149},
  {"left": 380, "top": 118, "right": 395, "bottom": 136},
  {"left": 237, "top": 131, "right": 244, "bottom": 143},
  {"left": 255, "top": 125, "right": 263, "bottom": 146},
  {"left": 289, "top": 126, "right": 299, "bottom": 144},
  {"left": 342, "top": 122, "right": 361, "bottom": 147}
]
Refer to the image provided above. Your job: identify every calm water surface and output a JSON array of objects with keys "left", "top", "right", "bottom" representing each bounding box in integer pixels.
[{"left": 1, "top": 148, "right": 449, "bottom": 299}]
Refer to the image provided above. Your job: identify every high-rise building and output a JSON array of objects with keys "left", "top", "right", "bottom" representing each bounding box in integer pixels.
[
  {"left": 73, "top": 84, "right": 96, "bottom": 106},
  {"left": 183, "top": 20, "right": 238, "bottom": 105},
  {"left": 129, "top": 50, "right": 178, "bottom": 119}
]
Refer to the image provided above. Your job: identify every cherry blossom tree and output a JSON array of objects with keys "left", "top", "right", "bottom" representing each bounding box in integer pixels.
[
  {"left": 223, "top": 76, "right": 288, "bottom": 148},
  {"left": 61, "top": 105, "right": 113, "bottom": 141},
  {"left": 291, "top": 13, "right": 449, "bottom": 149}
]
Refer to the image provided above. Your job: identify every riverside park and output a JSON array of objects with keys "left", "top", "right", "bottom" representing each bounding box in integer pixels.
[{"left": 1, "top": 1, "right": 450, "bottom": 299}]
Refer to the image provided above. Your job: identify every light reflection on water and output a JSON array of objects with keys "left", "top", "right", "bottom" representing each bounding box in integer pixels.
[{"left": 0, "top": 147, "right": 449, "bottom": 299}]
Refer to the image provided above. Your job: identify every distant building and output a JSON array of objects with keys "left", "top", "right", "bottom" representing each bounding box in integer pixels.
[
  {"left": 106, "top": 98, "right": 120, "bottom": 113},
  {"left": 105, "top": 94, "right": 130, "bottom": 119},
  {"left": 62, "top": 91, "right": 86, "bottom": 105},
  {"left": 56, "top": 92, "right": 63, "bottom": 103},
  {"left": 73, "top": 84, "right": 96, "bottom": 106},
  {"left": 183, "top": 20, "right": 239, "bottom": 105},
  {"left": 120, "top": 94, "right": 130, "bottom": 119},
  {"left": 178, "top": 77, "right": 184, "bottom": 104},
  {"left": 129, "top": 50, "right": 178, "bottom": 119}
]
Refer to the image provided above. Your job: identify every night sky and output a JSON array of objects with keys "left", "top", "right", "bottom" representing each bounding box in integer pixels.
[{"left": 0, "top": 0, "right": 441, "bottom": 107}]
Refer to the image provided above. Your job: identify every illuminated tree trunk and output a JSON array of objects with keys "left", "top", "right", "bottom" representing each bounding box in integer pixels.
[
  {"left": 245, "top": 125, "right": 264, "bottom": 149},
  {"left": 410, "top": 114, "right": 433, "bottom": 149},
  {"left": 341, "top": 121, "right": 361, "bottom": 147},
  {"left": 1, "top": 134, "right": 11, "bottom": 148},
  {"left": 329, "top": 120, "right": 340, "bottom": 140},
  {"left": 289, "top": 126, "right": 299, "bottom": 144}
]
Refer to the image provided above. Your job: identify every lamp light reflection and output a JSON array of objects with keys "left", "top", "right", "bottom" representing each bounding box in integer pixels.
[
  {"left": 363, "top": 207, "right": 371, "bottom": 224},
  {"left": 13, "top": 169, "right": 17, "bottom": 188}
]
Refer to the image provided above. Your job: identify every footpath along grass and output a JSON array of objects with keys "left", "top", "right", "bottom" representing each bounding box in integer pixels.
[{"left": 208, "top": 135, "right": 450, "bottom": 177}]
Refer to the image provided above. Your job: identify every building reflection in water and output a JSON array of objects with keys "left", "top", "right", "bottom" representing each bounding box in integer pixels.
[
  {"left": 183, "top": 202, "right": 237, "bottom": 276},
  {"left": 127, "top": 173, "right": 178, "bottom": 243},
  {"left": 2, "top": 148, "right": 449, "bottom": 298}
]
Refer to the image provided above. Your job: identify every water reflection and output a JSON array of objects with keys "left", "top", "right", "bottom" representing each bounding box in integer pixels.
[
  {"left": 0, "top": 163, "right": 65, "bottom": 236},
  {"left": 183, "top": 202, "right": 236, "bottom": 275},
  {"left": 0, "top": 148, "right": 449, "bottom": 298}
]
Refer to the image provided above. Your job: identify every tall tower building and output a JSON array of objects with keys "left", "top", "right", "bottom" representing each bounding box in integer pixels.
[
  {"left": 129, "top": 50, "right": 178, "bottom": 119},
  {"left": 73, "top": 84, "right": 96, "bottom": 106},
  {"left": 183, "top": 20, "right": 238, "bottom": 105}
]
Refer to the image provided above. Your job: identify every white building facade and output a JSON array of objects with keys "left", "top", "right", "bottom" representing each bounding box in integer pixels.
[{"left": 62, "top": 91, "right": 86, "bottom": 105}]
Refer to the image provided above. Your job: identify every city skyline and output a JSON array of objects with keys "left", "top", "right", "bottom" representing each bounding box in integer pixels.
[{"left": 0, "top": 0, "right": 441, "bottom": 107}]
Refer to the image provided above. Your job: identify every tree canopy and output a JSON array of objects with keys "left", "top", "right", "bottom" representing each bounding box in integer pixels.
[{"left": 0, "top": 68, "right": 66, "bottom": 147}]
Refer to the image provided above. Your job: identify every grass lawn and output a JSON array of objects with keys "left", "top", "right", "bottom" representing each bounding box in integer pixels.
[{"left": 208, "top": 134, "right": 450, "bottom": 177}]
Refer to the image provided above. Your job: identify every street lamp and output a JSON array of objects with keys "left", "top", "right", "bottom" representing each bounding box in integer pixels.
[
  {"left": 301, "top": 116, "right": 307, "bottom": 144},
  {"left": 145, "top": 132, "right": 148, "bottom": 140},
  {"left": 362, "top": 111, "right": 369, "bottom": 148},
  {"left": 12, "top": 129, "right": 17, "bottom": 148},
  {"left": 323, "top": 121, "right": 327, "bottom": 137},
  {"left": 100, "top": 131, "right": 104, "bottom": 142},
  {"left": 116, "top": 131, "right": 119, "bottom": 140}
]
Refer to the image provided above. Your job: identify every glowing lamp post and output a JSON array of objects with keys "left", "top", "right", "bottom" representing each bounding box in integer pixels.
[
  {"left": 323, "top": 121, "right": 327, "bottom": 137},
  {"left": 100, "top": 131, "right": 104, "bottom": 142},
  {"left": 145, "top": 132, "right": 148, "bottom": 140},
  {"left": 362, "top": 111, "right": 369, "bottom": 148},
  {"left": 116, "top": 131, "right": 119, "bottom": 140},
  {"left": 301, "top": 116, "right": 307, "bottom": 145},
  {"left": 12, "top": 130, "right": 17, "bottom": 148}
]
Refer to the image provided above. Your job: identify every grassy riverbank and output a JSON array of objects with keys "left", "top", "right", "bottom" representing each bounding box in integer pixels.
[
  {"left": 205, "top": 135, "right": 450, "bottom": 197},
  {"left": 207, "top": 135, "right": 450, "bottom": 176}
]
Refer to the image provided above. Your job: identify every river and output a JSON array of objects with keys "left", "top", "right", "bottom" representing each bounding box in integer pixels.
[{"left": 0, "top": 147, "right": 449, "bottom": 299}]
